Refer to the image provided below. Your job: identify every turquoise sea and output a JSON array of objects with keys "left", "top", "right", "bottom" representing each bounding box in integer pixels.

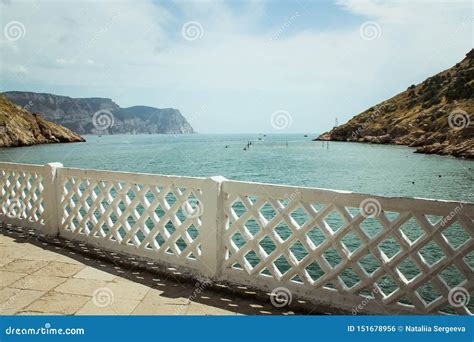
[
  {"left": 0, "top": 134, "right": 472, "bottom": 201},
  {"left": 0, "top": 134, "right": 472, "bottom": 312}
]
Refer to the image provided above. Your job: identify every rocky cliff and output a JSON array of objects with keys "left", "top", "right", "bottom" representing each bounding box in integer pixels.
[
  {"left": 2, "top": 92, "right": 195, "bottom": 135},
  {"left": 316, "top": 50, "right": 473, "bottom": 159},
  {"left": 0, "top": 96, "right": 85, "bottom": 147}
]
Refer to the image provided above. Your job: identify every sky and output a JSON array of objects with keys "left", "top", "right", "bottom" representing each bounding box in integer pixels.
[{"left": 0, "top": 0, "right": 472, "bottom": 133}]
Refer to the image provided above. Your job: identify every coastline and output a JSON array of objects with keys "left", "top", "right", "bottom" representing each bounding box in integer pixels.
[{"left": 314, "top": 134, "right": 474, "bottom": 160}]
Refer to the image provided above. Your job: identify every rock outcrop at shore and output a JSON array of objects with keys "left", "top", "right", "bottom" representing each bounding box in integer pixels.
[
  {"left": 316, "top": 50, "right": 474, "bottom": 159},
  {"left": 2, "top": 91, "right": 195, "bottom": 135},
  {"left": 0, "top": 96, "right": 85, "bottom": 147}
]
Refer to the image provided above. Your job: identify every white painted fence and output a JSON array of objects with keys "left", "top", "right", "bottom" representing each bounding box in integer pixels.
[{"left": 0, "top": 162, "right": 472, "bottom": 315}]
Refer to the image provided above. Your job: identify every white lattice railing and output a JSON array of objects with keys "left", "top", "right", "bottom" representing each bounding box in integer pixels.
[
  {"left": 220, "top": 180, "right": 473, "bottom": 315},
  {"left": 0, "top": 162, "right": 472, "bottom": 315},
  {"left": 0, "top": 162, "right": 49, "bottom": 230},
  {"left": 57, "top": 167, "right": 209, "bottom": 272}
]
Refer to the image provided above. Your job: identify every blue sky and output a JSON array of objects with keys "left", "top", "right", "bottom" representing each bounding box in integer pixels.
[{"left": 1, "top": 0, "right": 472, "bottom": 133}]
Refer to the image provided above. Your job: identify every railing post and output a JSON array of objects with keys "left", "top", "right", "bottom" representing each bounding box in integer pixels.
[
  {"left": 42, "top": 162, "right": 63, "bottom": 237},
  {"left": 200, "top": 176, "right": 226, "bottom": 279}
]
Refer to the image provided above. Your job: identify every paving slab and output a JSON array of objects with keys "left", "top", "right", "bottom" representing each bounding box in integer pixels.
[
  {"left": 105, "top": 278, "right": 151, "bottom": 301},
  {"left": 54, "top": 278, "right": 110, "bottom": 297},
  {"left": 0, "top": 288, "right": 45, "bottom": 314},
  {"left": 23, "top": 291, "right": 91, "bottom": 315},
  {"left": 0, "top": 271, "right": 27, "bottom": 287},
  {"left": 132, "top": 302, "right": 188, "bottom": 315},
  {"left": 76, "top": 298, "right": 141, "bottom": 315},
  {"left": 185, "top": 302, "right": 237, "bottom": 315},
  {"left": 74, "top": 266, "right": 116, "bottom": 281},
  {"left": 32, "top": 261, "right": 84, "bottom": 278},
  {"left": 1, "top": 260, "right": 48, "bottom": 273},
  {"left": 10, "top": 275, "right": 68, "bottom": 292}
]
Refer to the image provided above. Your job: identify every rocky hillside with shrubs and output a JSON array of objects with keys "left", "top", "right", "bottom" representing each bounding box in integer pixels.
[
  {"left": 0, "top": 96, "right": 85, "bottom": 147},
  {"left": 317, "top": 50, "right": 473, "bottom": 159}
]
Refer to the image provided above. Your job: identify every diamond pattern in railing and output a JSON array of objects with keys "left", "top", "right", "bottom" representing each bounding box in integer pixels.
[
  {"left": 58, "top": 170, "right": 205, "bottom": 269},
  {"left": 222, "top": 188, "right": 473, "bottom": 315},
  {"left": 0, "top": 168, "right": 45, "bottom": 225}
]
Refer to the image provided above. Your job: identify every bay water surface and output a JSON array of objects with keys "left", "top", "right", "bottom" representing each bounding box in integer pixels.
[{"left": 0, "top": 134, "right": 472, "bottom": 201}]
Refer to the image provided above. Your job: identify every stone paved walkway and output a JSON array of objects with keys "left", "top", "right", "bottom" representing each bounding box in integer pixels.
[{"left": 0, "top": 227, "right": 305, "bottom": 315}]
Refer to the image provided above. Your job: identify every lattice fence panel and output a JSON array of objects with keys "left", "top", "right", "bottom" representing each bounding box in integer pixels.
[
  {"left": 221, "top": 181, "right": 473, "bottom": 315},
  {"left": 1, "top": 162, "right": 472, "bottom": 315},
  {"left": 58, "top": 168, "right": 206, "bottom": 270},
  {"left": 0, "top": 166, "right": 45, "bottom": 227}
]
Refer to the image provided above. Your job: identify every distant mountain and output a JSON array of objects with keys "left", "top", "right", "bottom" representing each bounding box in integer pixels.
[
  {"left": 316, "top": 50, "right": 473, "bottom": 159},
  {"left": 0, "top": 96, "right": 84, "bottom": 147},
  {"left": 2, "top": 92, "right": 195, "bottom": 135}
]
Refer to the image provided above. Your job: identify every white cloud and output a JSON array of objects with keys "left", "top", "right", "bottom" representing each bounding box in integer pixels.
[{"left": 0, "top": 0, "right": 471, "bottom": 133}]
